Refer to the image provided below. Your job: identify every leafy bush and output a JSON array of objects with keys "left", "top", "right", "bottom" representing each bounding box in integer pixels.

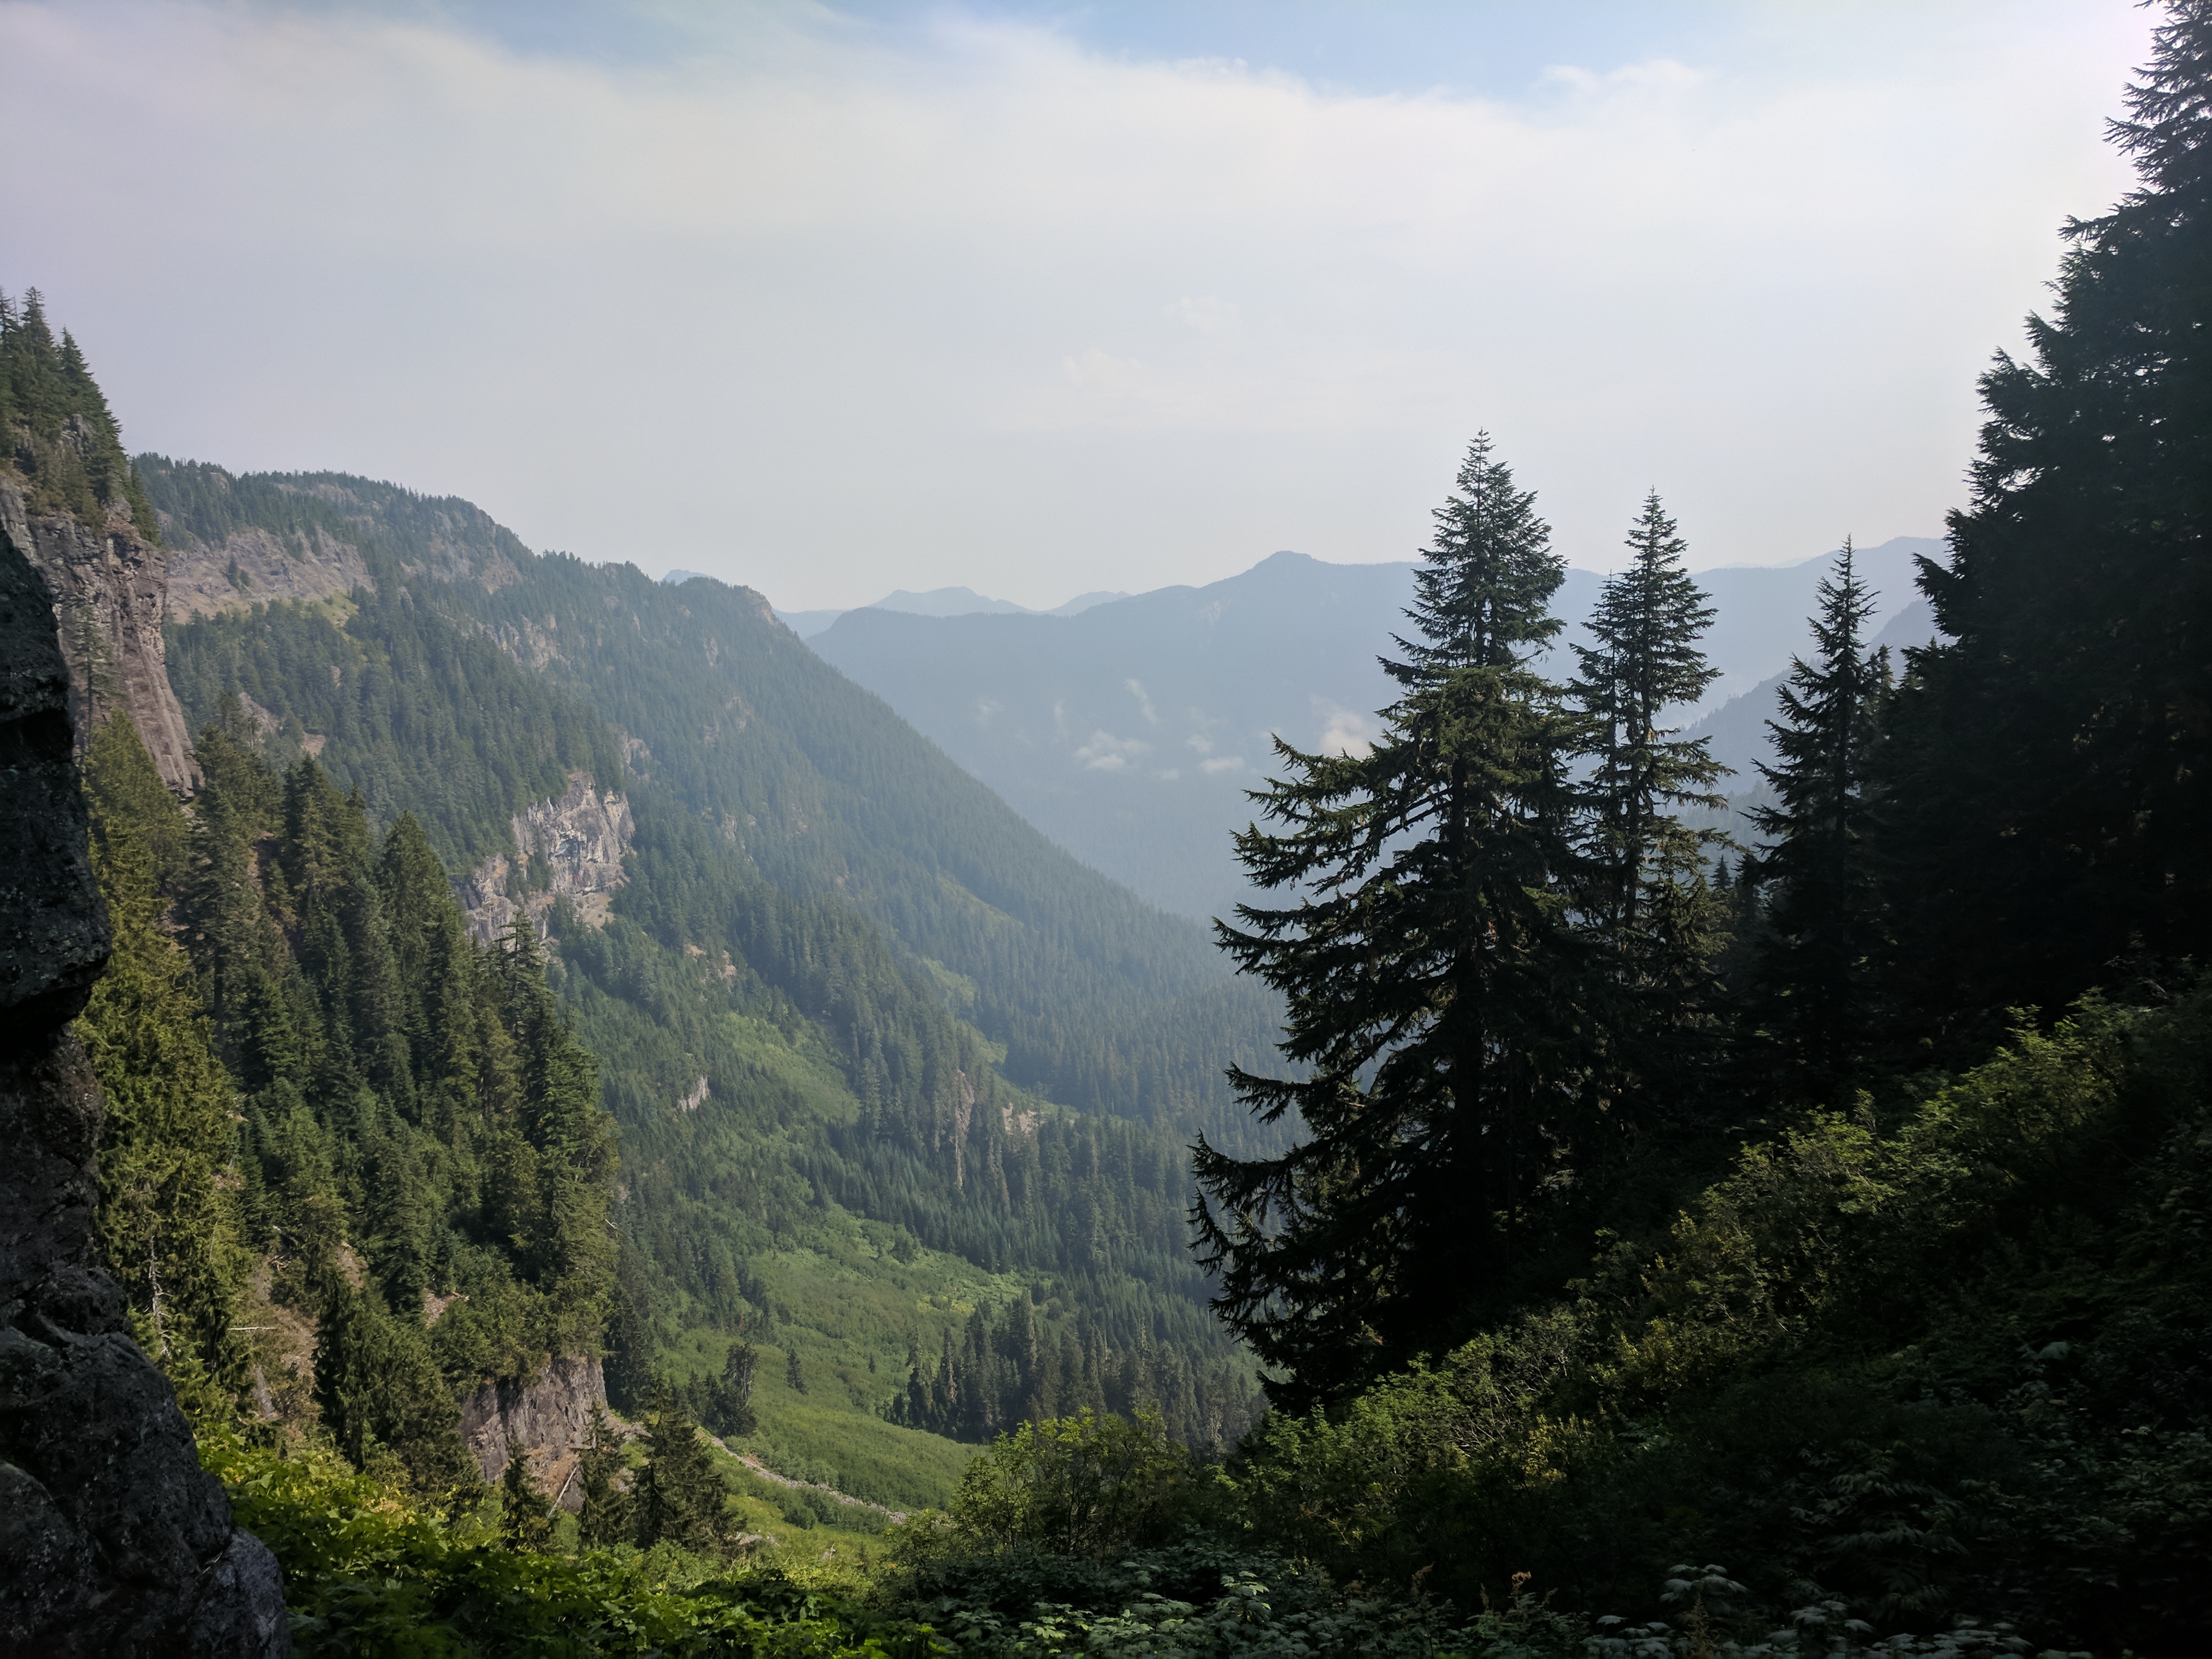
[
  {"left": 938, "top": 1407, "right": 1198, "bottom": 1560},
  {"left": 201, "top": 1425, "right": 948, "bottom": 1657}
]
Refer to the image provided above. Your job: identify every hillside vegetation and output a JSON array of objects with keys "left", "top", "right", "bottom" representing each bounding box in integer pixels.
[{"left": 151, "top": 558, "right": 1262, "bottom": 1470}]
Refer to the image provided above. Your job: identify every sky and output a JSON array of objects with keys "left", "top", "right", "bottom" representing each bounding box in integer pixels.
[{"left": 0, "top": 1, "right": 2154, "bottom": 610}]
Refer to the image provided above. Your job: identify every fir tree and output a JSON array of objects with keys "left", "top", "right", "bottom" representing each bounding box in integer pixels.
[
  {"left": 1570, "top": 492, "right": 1725, "bottom": 936},
  {"left": 576, "top": 1404, "right": 635, "bottom": 1549},
  {"left": 716, "top": 1341, "right": 758, "bottom": 1437},
  {"left": 498, "top": 1436, "right": 555, "bottom": 1552},
  {"left": 1746, "top": 540, "right": 1890, "bottom": 1099},
  {"left": 1193, "top": 434, "right": 1603, "bottom": 1407},
  {"left": 313, "top": 1278, "right": 481, "bottom": 1503},
  {"left": 0, "top": 289, "right": 160, "bottom": 535},
  {"left": 1569, "top": 493, "right": 1729, "bottom": 1099},
  {"left": 634, "top": 1387, "right": 732, "bottom": 1556}
]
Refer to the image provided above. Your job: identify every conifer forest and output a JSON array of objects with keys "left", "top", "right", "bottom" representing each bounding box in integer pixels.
[{"left": 4, "top": 6, "right": 2212, "bottom": 1657}]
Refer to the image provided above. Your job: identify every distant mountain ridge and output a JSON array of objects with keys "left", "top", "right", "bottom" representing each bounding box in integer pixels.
[
  {"left": 748, "top": 582, "right": 1132, "bottom": 638},
  {"left": 807, "top": 538, "right": 1942, "bottom": 920}
]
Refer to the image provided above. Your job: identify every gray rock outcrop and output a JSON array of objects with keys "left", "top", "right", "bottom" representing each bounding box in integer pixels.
[
  {"left": 459, "top": 1355, "right": 610, "bottom": 1513},
  {"left": 161, "top": 520, "right": 372, "bottom": 622},
  {"left": 459, "top": 770, "right": 634, "bottom": 943},
  {"left": 1, "top": 479, "right": 197, "bottom": 793},
  {"left": 0, "top": 522, "right": 290, "bottom": 1657}
]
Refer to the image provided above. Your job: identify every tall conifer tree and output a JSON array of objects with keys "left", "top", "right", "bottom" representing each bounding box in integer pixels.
[
  {"left": 576, "top": 1404, "right": 636, "bottom": 1548},
  {"left": 1880, "top": 1, "right": 2212, "bottom": 1032},
  {"left": 1746, "top": 540, "right": 1889, "bottom": 1099},
  {"left": 1570, "top": 492, "right": 1725, "bottom": 937},
  {"left": 634, "top": 1385, "right": 732, "bottom": 1556},
  {"left": 1569, "top": 495, "right": 1729, "bottom": 1097},
  {"left": 1193, "top": 434, "right": 1600, "bottom": 1407}
]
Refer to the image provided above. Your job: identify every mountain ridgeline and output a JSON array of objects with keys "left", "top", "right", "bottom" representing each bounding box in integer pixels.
[{"left": 809, "top": 539, "right": 1940, "bottom": 921}]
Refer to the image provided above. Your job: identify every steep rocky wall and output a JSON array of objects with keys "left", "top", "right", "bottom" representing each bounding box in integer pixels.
[
  {"left": 0, "top": 523, "right": 289, "bottom": 1657},
  {"left": 460, "top": 770, "right": 634, "bottom": 944},
  {"left": 162, "top": 520, "right": 371, "bottom": 621},
  {"left": 0, "top": 479, "right": 197, "bottom": 793},
  {"left": 458, "top": 1355, "right": 610, "bottom": 1513}
]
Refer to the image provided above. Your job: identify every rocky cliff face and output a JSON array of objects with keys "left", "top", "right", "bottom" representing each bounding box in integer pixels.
[
  {"left": 162, "top": 519, "right": 371, "bottom": 622},
  {"left": 459, "top": 770, "right": 634, "bottom": 943},
  {"left": 458, "top": 1355, "right": 611, "bottom": 1513},
  {"left": 1, "top": 479, "right": 197, "bottom": 793},
  {"left": 0, "top": 523, "right": 290, "bottom": 1657},
  {"left": 146, "top": 463, "right": 522, "bottom": 604}
]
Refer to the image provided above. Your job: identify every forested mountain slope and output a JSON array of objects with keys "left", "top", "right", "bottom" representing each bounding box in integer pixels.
[
  {"left": 144, "top": 460, "right": 1263, "bottom": 1497},
  {"left": 144, "top": 456, "right": 1279, "bottom": 1148}
]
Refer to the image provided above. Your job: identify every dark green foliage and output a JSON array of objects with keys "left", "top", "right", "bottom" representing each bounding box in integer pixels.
[
  {"left": 1568, "top": 493, "right": 1732, "bottom": 1124},
  {"left": 497, "top": 1437, "right": 555, "bottom": 1552},
  {"left": 670, "top": 1339, "right": 762, "bottom": 1440},
  {"left": 574, "top": 1404, "right": 636, "bottom": 1550},
  {"left": 1217, "top": 988, "right": 2212, "bottom": 1654},
  {"left": 169, "top": 725, "right": 618, "bottom": 1419},
  {"left": 941, "top": 1406, "right": 1193, "bottom": 1558},
  {"left": 886, "top": 1292, "right": 1252, "bottom": 1451},
  {"left": 1747, "top": 539, "right": 1890, "bottom": 1100},
  {"left": 0, "top": 290, "right": 157, "bottom": 536},
  {"left": 1570, "top": 493, "right": 1725, "bottom": 934},
  {"left": 164, "top": 579, "right": 620, "bottom": 877},
  {"left": 636, "top": 1389, "right": 737, "bottom": 1557},
  {"left": 1195, "top": 434, "right": 1604, "bottom": 1407},
  {"left": 203, "top": 1425, "right": 947, "bottom": 1658},
  {"left": 897, "top": 1445, "right": 1579, "bottom": 1656},
  {"left": 723, "top": 1342, "right": 759, "bottom": 1436},
  {"left": 1877, "top": 1, "right": 2212, "bottom": 1046},
  {"left": 314, "top": 1276, "right": 482, "bottom": 1504}
]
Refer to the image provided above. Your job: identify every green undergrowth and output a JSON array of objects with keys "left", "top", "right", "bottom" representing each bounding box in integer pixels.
[
  {"left": 1205, "top": 988, "right": 2212, "bottom": 1652},
  {"left": 201, "top": 1422, "right": 947, "bottom": 1657}
]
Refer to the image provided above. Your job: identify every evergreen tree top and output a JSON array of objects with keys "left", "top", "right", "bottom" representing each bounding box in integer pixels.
[
  {"left": 1572, "top": 491, "right": 1720, "bottom": 720},
  {"left": 1387, "top": 432, "right": 1564, "bottom": 687},
  {"left": 1755, "top": 538, "right": 1884, "bottom": 822},
  {"left": 2104, "top": 0, "right": 2212, "bottom": 204}
]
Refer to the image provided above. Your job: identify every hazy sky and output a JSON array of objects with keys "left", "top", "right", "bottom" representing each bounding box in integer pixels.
[{"left": 1, "top": 1, "right": 2151, "bottom": 609}]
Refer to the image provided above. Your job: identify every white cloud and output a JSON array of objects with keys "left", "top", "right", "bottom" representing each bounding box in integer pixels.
[
  {"left": 1171, "top": 296, "right": 1240, "bottom": 338},
  {"left": 0, "top": 1, "right": 2148, "bottom": 609},
  {"left": 1201, "top": 755, "right": 1244, "bottom": 775},
  {"left": 1073, "top": 730, "right": 1151, "bottom": 772},
  {"left": 1315, "top": 700, "right": 1380, "bottom": 758}
]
